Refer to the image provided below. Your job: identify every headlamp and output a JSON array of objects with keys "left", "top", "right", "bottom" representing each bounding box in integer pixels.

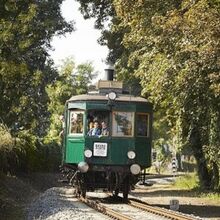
[
  {"left": 84, "top": 149, "right": 92, "bottom": 158},
  {"left": 108, "top": 92, "right": 117, "bottom": 100},
  {"left": 127, "top": 151, "right": 136, "bottom": 159}
]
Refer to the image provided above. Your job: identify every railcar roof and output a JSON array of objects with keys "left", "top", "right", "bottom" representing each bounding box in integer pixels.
[{"left": 67, "top": 93, "right": 150, "bottom": 103}]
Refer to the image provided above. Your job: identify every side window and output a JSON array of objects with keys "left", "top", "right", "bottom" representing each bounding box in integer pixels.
[
  {"left": 136, "top": 113, "right": 149, "bottom": 137},
  {"left": 112, "top": 111, "right": 134, "bottom": 137},
  {"left": 69, "top": 110, "right": 84, "bottom": 134}
]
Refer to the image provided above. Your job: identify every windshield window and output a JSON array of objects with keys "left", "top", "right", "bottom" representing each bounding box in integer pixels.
[
  {"left": 136, "top": 113, "right": 149, "bottom": 137},
  {"left": 112, "top": 111, "right": 134, "bottom": 137},
  {"left": 87, "top": 110, "right": 110, "bottom": 137},
  {"left": 69, "top": 110, "right": 84, "bottom": 134}
]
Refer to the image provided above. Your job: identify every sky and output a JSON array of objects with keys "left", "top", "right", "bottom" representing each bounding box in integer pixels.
[{"left": 49, "top": 0, "right": 109, "bottom": 79}]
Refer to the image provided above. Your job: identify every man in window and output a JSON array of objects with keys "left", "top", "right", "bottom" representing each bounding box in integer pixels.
[
  {"left": 101, "top": 121, "right": 109, "bottom": 136},
  {"left": 87, "top": 121, "right": 101, "bottom": 136}
]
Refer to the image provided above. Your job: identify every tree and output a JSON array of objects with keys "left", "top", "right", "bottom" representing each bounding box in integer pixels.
[
  {"left": 76, "top": 0, "right": 220, "bottom": 189},
  {"left": 76, "top": 0, "right": 142, "bottom": 94},
  {"left": 0, "top": 0, "right": 74, "bottom": 136},
  {"left": 113, "top": 0, "right": 220, "bottom": 189},
  {"left": 45, "top": 57, "right": 97, "bottom": 143},
  {"left": 74, "top": 62, "right": 97, "bottom": 94}
]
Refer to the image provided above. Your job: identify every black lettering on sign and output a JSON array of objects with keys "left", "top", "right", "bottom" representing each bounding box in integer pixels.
[{"left": 95, "top": 144, "right": 105, "bottom": 150}]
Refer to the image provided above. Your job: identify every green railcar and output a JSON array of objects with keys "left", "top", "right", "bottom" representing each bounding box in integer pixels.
[{"left": 62, "top": 78, "right": 153, "bottom": 199}]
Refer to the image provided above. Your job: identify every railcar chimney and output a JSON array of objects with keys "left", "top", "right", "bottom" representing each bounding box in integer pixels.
[
  {"left": 94, "top": 64, "right": 123, "bottom": 94},
  {"left": 104, "top": 65, "right": 114, "bottom": 81}
]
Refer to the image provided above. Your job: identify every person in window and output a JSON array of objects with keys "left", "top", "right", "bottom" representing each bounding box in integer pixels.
[
  {"left": 101, "top": 121, "right": 109, "bottom": 136},
  {"left": 89, "top": 121, "right": 94, "bottom": 130},
  {"left": 87, "top": 121, "right": 101, "bottom": 136},
  {"left": 137, "top": 120, "right": 147, "bottom": 136}
]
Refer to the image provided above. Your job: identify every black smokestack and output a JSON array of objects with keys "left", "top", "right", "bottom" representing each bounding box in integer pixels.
[{"left": 104, "top": 65, "right": 114, "bottom": 81}]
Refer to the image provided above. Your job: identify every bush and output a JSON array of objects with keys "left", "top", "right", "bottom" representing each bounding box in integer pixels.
[
  {"left": 0, "top": 124, "right": 15, "bottom": 173},
  {"left": 16, "top": 132, "right": 62, "bottom": 173},
  {"left": 25, "top": 140, "right": 62, "bottom": 172},
  {"left": 173, "top": 173, "right": 199, "bottom": 190},
  {"left": 0, "top": 125, "right": 62, "bottom": 174},
  {"left": 0, "top": 124, "right": 13, "bottom": 150}
]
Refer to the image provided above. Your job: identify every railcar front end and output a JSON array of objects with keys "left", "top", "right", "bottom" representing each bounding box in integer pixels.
[{"left": 61, "top": 81, "right": 153, "bottom": 199}]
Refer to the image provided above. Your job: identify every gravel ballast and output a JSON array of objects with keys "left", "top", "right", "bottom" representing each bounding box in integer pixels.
[{"left": 26, "top": 187, "right": 110, "bottom": 220}]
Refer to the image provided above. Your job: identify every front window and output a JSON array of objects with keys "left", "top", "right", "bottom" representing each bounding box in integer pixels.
[
  {"left": 136, "top": 113, "right": 149, "bottom": 137},
  {"left": 112, "top": 111, "right": 134, "bottom": 137},
  {"left": 87, "top": 110, "right": 110, "bottom": 137},
  {"left": 69, "top": 110, "right": 84, "bottom": 134}
]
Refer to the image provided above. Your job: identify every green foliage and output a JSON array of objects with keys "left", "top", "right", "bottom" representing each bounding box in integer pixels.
[
  {"left": 111, "top": 0, "right": 220, "bottom": 189},
  {"left": 74, "top": 62, "right": 97, "bottom": 94},
  {"left": 0, "top": 124, "right": 13, "bottom": 151},
  {"left": 0, "top": 59, "right": 97, "bottom": 175},
  {"left": 45, "top": 57, "right": 97, "bottom": 144},
  {"left": 0, "top": 0, "right": 74, "bottom": 135},
  {"left": 173, "top": 173, "right": 200, "bottom": 190},
  {"left": 0, "top": 124, "right": 14, "bottom": 173},
  {"left": 77, "top": 0, "right": 220, "bottom": 190},
  {"left": 76, "top": 0, "right": 133, "bottom": 89},
  {"left": 0, "top": 0, "right": 75, "bottom": 174},
  {"left": 76, "top": 0, "right": 114, "bottom": 29},
  {"left": 153, "top": 139, "right": 170, "bottom": 162},
  {"left": 200, "top": 192, "right": 220, "bottom": 201},
  {"left": 0, "top": 125, "right": 62, "bottom": 174}
]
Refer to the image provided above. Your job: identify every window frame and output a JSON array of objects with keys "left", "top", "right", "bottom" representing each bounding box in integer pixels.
[
  {"left": 68, "top": 110, "right": 84, "bottom": 136},
  {"left": 136, "top": 112, "right": 150, "bottom": 137},
  {"left": 112, "top": 111, "right": 135, "bottom": 137},
  {"left": 86, "top": 109, "right": 110, "bottom": 137}
]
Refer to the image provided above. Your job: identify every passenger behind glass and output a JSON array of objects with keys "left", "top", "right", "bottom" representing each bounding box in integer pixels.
[
  {"left": 101, "top": 121, "right": 109, "bottom": 136},
  {"left": 137, "top": 120, "right": 147, "bottom": 136},
  {"left": 87, "top": 121, "right": 101, "bottom": 136},
  {"left": 89, "top": 121, "right": 94, "bottom": 130}
]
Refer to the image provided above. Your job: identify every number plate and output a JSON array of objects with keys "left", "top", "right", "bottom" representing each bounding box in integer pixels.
[{"left": 93, "top": 142, "right": 107, "bottom": 157}]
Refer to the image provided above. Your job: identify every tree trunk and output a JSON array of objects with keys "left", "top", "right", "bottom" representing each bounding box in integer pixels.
[
  {"left": 211, "top": 161, "right": 219, "bottom": 190},
  {"left": 189, "top": 127, "right": 211, "bottom": 189}
]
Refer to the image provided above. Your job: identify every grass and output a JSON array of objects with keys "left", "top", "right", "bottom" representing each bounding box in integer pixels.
[
  {"left": 173, "top": 173, "right": 199, "bottom": 190},
  {"left": 172, "top": 173, "right": 220, "bottom": 203}
]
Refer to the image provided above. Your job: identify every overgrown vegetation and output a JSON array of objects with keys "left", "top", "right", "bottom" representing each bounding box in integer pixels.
[
  {"left": 173, "top": 173, "right": 220, "bottom": 203},
  {"left": 0, "top": 1, "right": 97, "bottom": 175},
  {"left": 76, "top": 0, "right": 220, "bottom": 191},
  {"left": 0, "top": 124, "right": 61, "bottom": 174},
  {"left": 173, "top": 173, "right": 200, "bottom": 190},
  {"left": 0, "top": 0, "right": 219, "bottom": 194}
]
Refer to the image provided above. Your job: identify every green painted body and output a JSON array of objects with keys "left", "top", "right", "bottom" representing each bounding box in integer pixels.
[{"left": 63, "top": 98, "right": 153, "bottom": 169}]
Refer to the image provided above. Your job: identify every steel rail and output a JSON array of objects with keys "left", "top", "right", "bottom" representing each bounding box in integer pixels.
[
  {"left": 128, "top": 198, "right": 198, "bottom": 220},
  {"left": 80, "top": 197, "right": 132, "bottom": 220}
]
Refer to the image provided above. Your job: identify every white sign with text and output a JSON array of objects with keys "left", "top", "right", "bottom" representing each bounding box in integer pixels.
[{"left": 93, "top": 142, "right": 107, "bottom": 157}]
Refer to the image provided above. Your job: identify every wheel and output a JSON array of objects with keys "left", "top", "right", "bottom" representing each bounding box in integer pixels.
[
  {"left": 123, "top": 187, "right": 128, "bottom": 201},
  {"left": 122, "top": 176, "right": 130, "bottom": 201},
  {"left": 112, "top": 188, "right": 119, "bottom": 197},
  {"left": 75, "top": 185, "right": 81, "bottom": 198},
  {"left": 79, "top": 174, "right": 87, "bottom": 198},
  {"left": 81, "top": 185, "right": 86, "bottom": 198}
]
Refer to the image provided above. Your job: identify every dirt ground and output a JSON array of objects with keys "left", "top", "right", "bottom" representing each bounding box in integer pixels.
[
  {"left": 0, "top": 173, "right": 62, "bottom": 220},
  {"left": 0, "top": 173, "right": 220, "bottom": 220},
  {"left": 132, "top": 183, "right": 220, "bottom": 220}
]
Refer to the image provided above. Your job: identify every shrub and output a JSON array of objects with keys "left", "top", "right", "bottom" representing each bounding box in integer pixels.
[
  {"left": 0, "top": 124, "right": 62, "bottom": 174},
  {"left": 0, "top": 124, "right": 14, "bottom": 173},
  {"left": 173, "top": 173, "right": 199, "bottom": 190}
]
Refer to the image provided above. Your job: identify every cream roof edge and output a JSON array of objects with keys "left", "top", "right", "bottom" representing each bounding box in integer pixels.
[{"left": 67, "top": 94, "right": 149, "bottom": 103}]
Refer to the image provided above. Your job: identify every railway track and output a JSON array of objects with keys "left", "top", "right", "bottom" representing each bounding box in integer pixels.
[
  {"left": 80, "top": 196, "right": 132, "bottom": 220},
  {"left": 129, "top": 198, "right": 197, "bottom": 220},
  {"left": 78, "top": 194, "right": 200, "bottom": 220}
]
